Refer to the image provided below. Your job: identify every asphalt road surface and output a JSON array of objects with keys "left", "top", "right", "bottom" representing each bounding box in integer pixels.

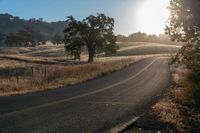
[{"left": 0, "top": 57, "right": 172, "bottom": 133}]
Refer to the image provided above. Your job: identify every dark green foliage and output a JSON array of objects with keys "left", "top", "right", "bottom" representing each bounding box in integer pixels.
[
  {"left": 117, "top": 32, "right": 176, "bottom": 44},
  {"left": 116, "top": 35, "right": 129, "bottom": 42},
  {"left": 166, "top": 0, "right": 200, "bottom": 106},
  {"left": 0, "top": 33, "right": 3, "bottom": 41},
  {"left": 5, "top": 28, "right": 35, "bottom": 47},
  {"left": 0, "top": 32, "right": 5, "bottom": 44},
  {"left": 52, "top": 33, "right": 64, "bottom": 45},
  {"left": 64, "top": 14, "right": 117, "bottom": 63},
  {"left": 165, "top": 0, "right": 200, "bottom": 42},
  {"left": 0, "top": 13, "right": 67, "bottom": 46},
  {"left": 181, "top": 43, "right": 200, "bottom": 78},
  {"left": 129, "top": 32, "right": 148, "bottom": 42},
  {"left": 184, "top": 72, "right": 200, "bottom": 107},
  {"left": 166, "top": 0, "right": 200, "bottom": 73}
]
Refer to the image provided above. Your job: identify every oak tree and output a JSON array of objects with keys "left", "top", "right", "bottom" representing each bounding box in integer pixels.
[{"left": 64, "top": 14, "right": 117, "bottom": 63}]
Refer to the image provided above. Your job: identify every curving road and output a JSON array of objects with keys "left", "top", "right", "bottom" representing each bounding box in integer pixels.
[{"left": 0, "top": 57, "right": 171, "bottom": 133}]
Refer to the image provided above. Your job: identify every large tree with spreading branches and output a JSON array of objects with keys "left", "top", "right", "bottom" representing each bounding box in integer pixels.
[{"left": 64, "top": 13, "right": 117, "bottom": 63}]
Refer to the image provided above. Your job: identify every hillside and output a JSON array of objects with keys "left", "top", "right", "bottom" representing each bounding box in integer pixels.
[{"left": 0, "top": 13, "right": 67, "bottom": 41}]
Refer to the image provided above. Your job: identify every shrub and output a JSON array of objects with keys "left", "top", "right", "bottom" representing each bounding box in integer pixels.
[{"left": 183, "top": 72, "right": 200, "bottom": 107}]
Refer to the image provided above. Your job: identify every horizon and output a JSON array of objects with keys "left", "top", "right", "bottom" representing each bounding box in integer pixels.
[
  {"left": 0, "top": 12, "right": 168, "bottom": 37},
  {"left": 0, "top": 0, "right": 170, "bottom": 36},
  {"left": 0, "top": 0, "right": 199, "bottom": 132}
]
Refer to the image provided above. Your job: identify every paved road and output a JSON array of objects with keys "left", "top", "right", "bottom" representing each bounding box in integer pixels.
[{"left": 0, "top": 57, "right": 171, "bottom": 133}]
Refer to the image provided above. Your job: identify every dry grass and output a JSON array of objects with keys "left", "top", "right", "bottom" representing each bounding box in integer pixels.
[
  {"left": 150, "top": 87, "right": 200, "bottom": 132},
  {"left": 0, "top": 43, "right": 64, "bottom": 55},
  {"left": 0, "top": 59, "right": 35, "bottom": 69},
  {"left": 126, "top": 61, "right": 200, "bottom": 132},
  {"left": 116, "top": 45, "right": 180, "bottom": 56},
  {"left": 153, "top": 65, "right": 189, "bottom": 131},
  {"left": 118, "top": 43, "right": 182, "bottom": 52},
  {"left": 0, "top": 57, "right": 142, "bottom": 96},
  {"left": 148, "top": 64, "right": 200, "bottom": 132},
  {"left": 0, "top": 42, "right": 176, "bottom": 96},
  {"left": 170, "top": 65, "right": 200, "bottom": 106},
  {"left": 0, "top": 54, "right": 66, "bottom": 64},
  {"left": 152, "top": 94, "right": 189, "bottom": 131}
]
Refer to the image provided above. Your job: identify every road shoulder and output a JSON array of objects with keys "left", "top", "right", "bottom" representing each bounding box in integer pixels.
[{"left": 123, "top": 65, "right": 200, "bottom": 133}]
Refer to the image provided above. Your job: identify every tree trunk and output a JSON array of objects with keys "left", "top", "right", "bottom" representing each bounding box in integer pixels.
[{"left": 88, "top": 49, "right": 95, "bottom": 63}]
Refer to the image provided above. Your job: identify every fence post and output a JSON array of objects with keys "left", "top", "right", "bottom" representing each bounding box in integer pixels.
[
  {"left": 43, "top": 65, "right": 47, "bottom": 90},
  {"left": 31, "top": 67, "right": 33, "bottom": 78},
  {"left": 44, "top": 66, "right": 47, "bottom": 80},
  {"left": 31, "top": 67, "right": 34, "bottom": 86},
  {"left": 16, "top": 68, "right": 19, "bottom": 84}
]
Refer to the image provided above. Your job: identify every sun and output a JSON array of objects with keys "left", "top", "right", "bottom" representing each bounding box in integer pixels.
[{"left": 136, "top": 0, "right": 170, "bottom": 35}]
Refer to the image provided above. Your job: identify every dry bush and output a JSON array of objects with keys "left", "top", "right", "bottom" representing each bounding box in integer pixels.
[
  {"left": 170, "top": 64, "right": 200, "bottom": 108},
  {"left": 182, "top": 74, "right": 200, "bottom": 107},
  {"left": 152, "top": 97, "right": 189, "bottom": 131}
]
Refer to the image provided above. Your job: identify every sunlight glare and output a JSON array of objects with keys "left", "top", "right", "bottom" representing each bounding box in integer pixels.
[{"left": 137, "top": 0, "right": 170, "bottom": 35}]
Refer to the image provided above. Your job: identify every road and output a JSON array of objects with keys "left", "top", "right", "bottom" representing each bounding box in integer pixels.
[{"left": 0, "top": 57, "right": 171, "bottom": 133}]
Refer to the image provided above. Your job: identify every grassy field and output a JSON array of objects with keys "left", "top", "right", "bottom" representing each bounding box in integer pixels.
[
  {"left": 0, "top": 42, "right": 181, "bottom": 96},
  {"left": 116, "top": 42, "right": 181, "bottom": 56},
  {"left": 0, "top": 57, "right": 146, "bottom": 96}
]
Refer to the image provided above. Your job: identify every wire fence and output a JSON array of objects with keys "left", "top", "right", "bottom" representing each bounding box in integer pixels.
[{"left": 0, "top": 65, "right": 49, "bottom": 85}]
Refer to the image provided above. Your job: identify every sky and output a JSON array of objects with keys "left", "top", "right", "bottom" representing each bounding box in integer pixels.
[{"left": 0, "top": 0, "right": 170, "bottom": 36}]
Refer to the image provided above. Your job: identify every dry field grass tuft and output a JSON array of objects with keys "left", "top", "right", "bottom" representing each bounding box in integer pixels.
[
  {"left": 125, "top": 62, "right": 200, "bottom": 133},
  {"left": 0, "top": 57, "right": 143, "bottom": 96},
  {"left": 0, "top": 42, "right": 179, "bottom": 96},
  {"left": 149, "top": 65, "right": 200, "bottom": 132}
]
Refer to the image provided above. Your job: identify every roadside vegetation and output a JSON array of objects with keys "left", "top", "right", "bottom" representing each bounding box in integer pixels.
[
  {"left": 0, "top": 13, "right": 181, "bottom": 97},
  {"left": 126, "top": 61, "right": 200, "bottom": 133},
  {"left": 125, "top": 0, "right": 200, "bottom": 132},
  {"left": 151, "top": 1, "right": 200, "bottom": 130},
  {"left": 0, "top": 41, "right": 178, "bottom": 97},
  {"left": 0, "top": 56, "right": 144, "bottom": 96},
  {"left": 0, "top": 43, "right": 179, "bottom": 97},
  {"left": 166, "top": 0, "right": 200, "bottom": 108}
]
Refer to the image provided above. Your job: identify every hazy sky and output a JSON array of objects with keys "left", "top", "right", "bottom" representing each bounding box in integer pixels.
[{"left": 0, "top": 0, "right": 170, "bottom": 36}]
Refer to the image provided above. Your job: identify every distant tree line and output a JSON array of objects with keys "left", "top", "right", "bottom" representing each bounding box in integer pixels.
[
  {"left": 0, "top": 32, "right": 5, "bottom": 46},
  {"left": 116, "top": 32, "right": 179, "bottom": 45},
  {"left": 0, "top": 13, "right": 65, "bottom": 47},
  {"left": 0, "top": 28, "right": 64, "bottom": 47},
  {"left": 5, "top": 27, "right": 44, "bottom": 47}
]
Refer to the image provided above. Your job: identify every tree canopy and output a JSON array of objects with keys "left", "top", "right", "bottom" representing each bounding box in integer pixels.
[
  {"left": 0, "top": 13, "right": 67, "bottom": 46},
  {"left": 116, "top": 32, "right": 176, "bottom": 45},
  {"left": 5, "top": 28, "right": 36, "bottom": 47},
  {"left": 166, "top": 0, "right": 200, "bottom": 42},
  {"left": 166, "top": 0, "right": 200, "bottom": 77},
  {"left": 64, "top": 13, "right": 117, "bottom": 62},
  {"left": 0, "top": 33, "right": 5, "bottom": 42},
  {"left": 52, "top": 33, "right": 64, "bottom": 45}
]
